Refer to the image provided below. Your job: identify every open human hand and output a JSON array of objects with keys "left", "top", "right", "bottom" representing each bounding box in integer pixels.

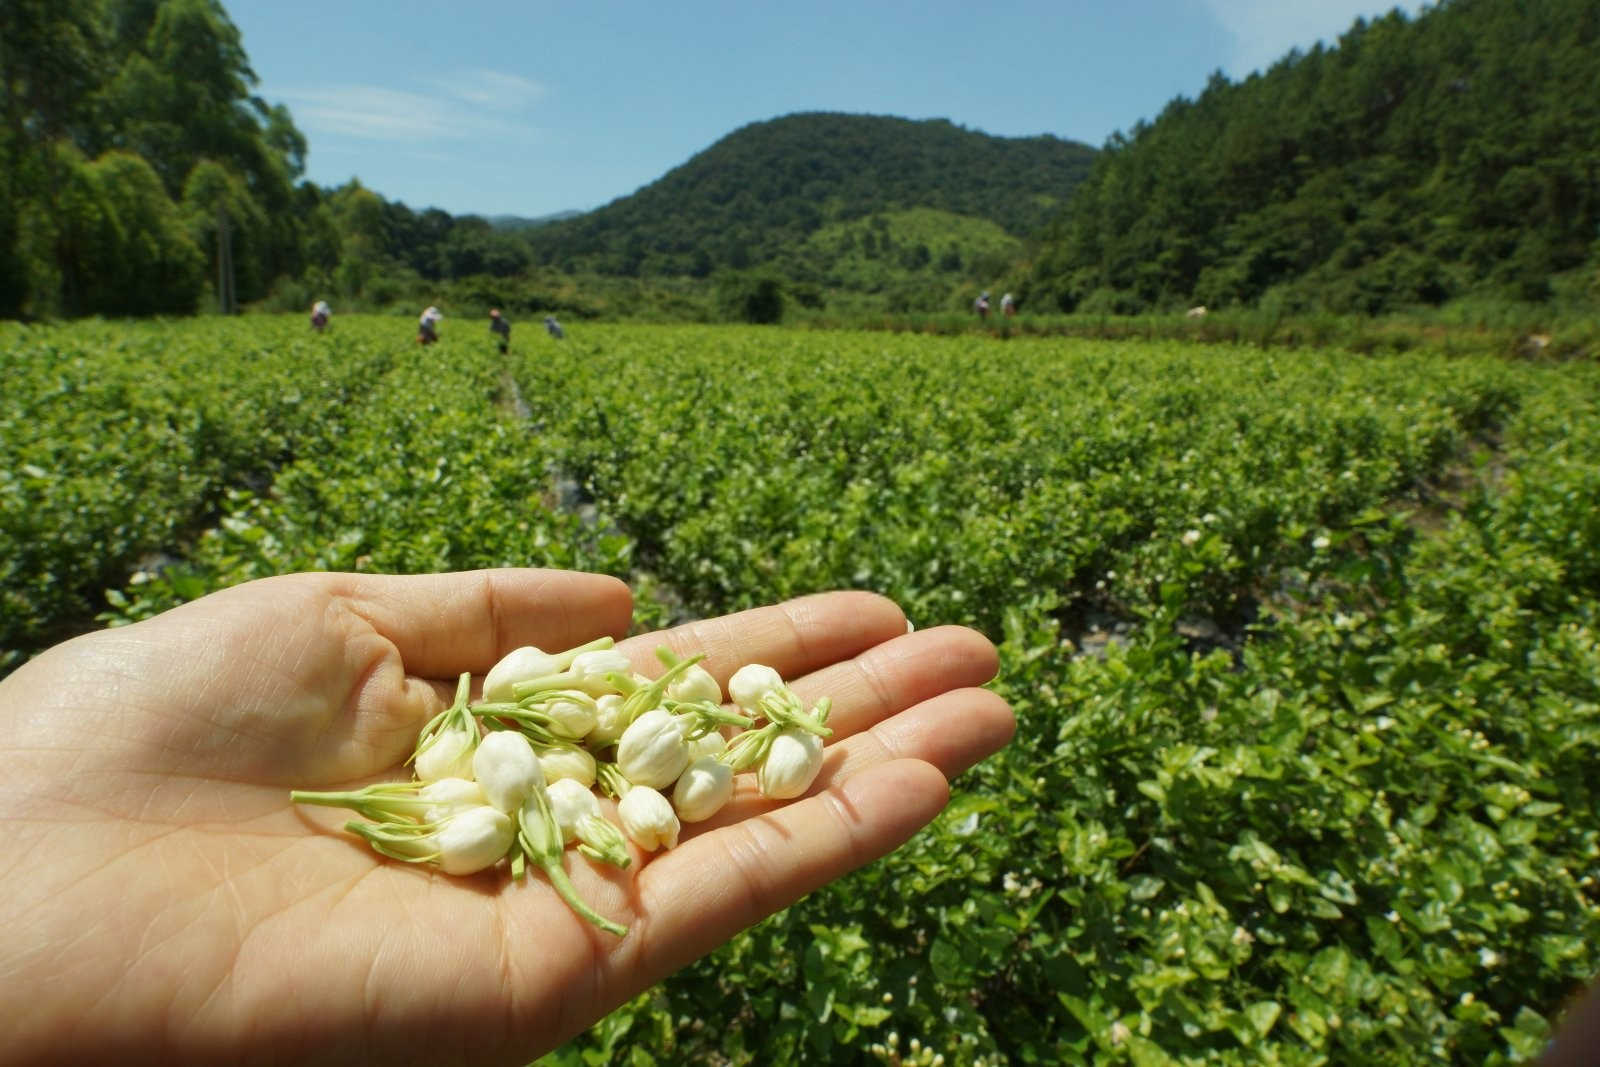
[{"left": 0, "top": 569, "right": 1013, "bottom": 1065}]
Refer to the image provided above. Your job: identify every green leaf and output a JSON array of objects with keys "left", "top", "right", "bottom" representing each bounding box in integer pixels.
[
  {"left": 929, "top": 938, "right": 966, "bottom": 984},
  {"left": 1245, "top": 1000, "right": 1282, "bottom": 1039},
  {"left": 1129, "top": 875, "right": 1166, "bottom": 901}
]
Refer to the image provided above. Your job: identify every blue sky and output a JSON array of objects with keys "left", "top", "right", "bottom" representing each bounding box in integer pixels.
[{"left": 227, "top": 1, "right": 1411, "bottom": 219}]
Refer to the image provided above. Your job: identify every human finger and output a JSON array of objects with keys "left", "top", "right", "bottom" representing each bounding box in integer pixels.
[
  {"left": 328, "top": 569, "right": 633, "bottom": 679},
  {"left": 682, "top": 685, "right": 1013, "bottom": 837},
  {"left": 781, "top": 624, "right": 999, "bottom": 740},
  {"left": 621, "top": 591, "right": 907, "bottom": 686},
  {"left": 617, "top": 758, "right": 949, "bottom": 989}
]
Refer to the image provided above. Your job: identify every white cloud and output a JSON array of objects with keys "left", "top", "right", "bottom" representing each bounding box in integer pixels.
[
  {"left": 434, "top": 70, "right": 545, "bottom": 109},
  {"left": 1198, "top": 1, "right": 1418, "bottom": 77},
  {"left": 277, "top": 69, "right": 543, "bottom": 143}
]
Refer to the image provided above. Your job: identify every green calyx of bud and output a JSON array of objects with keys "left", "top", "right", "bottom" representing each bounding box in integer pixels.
[
  {"left": 469, "top": 705, "right": 563, "bottom": 747},
  {"left": 756, "top": 690, "right": 833, "bottom": 738},
  {"left": 342, "top": 817, "right": 440, "bottom": 865},
  {"left": 596, "top": 760, "right": 632, "bottom": 800},
  {"left": 575, "top": 813, "right": 632, "bottom": 869},
  {"left": 721, "top": 722, "right": 779, "bottom": 774}
]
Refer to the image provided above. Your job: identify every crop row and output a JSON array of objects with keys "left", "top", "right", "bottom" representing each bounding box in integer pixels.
[
  {"left": 0, "top": 319, "right": 394, "bottom": 670},
  {"left": 87, "top": 325, "right": 635, "bottom": 629},
  {"left": 513, "top": 326, "right": 1518, "bottom": 636}
]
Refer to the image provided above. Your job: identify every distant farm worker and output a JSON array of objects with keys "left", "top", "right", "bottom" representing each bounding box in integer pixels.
[
  {"left": 1000, "top": 293, "right": 1016, "bottom": 317},
  {"left": 974, "top": 291, "right": 991, "bottom": 319},
  {"left": 310, "top": 300, "right": 331, "bottom": 332},
  {"left": 544, "top": 315, "right": 565, "bottom": 340},
  {"left": 418, "top": 305, "right": 443, "bottom": 345},
  {"left": 489, "top": 308, "right": 511, "bottom": 354}
]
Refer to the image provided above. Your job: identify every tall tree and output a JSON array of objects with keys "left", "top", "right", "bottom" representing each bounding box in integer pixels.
[{"left": 0, "top": 0, "right": 109, "bottom": 313}]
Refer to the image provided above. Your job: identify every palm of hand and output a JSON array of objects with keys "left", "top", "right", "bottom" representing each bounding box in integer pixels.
[{"left": 0, "top": 570, "right": 1011, "bottom": 1065}]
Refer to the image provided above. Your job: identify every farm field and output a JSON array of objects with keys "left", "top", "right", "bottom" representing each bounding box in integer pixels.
[{"left": 2, "top": 315, "right": 1598, "bottom": 1064}]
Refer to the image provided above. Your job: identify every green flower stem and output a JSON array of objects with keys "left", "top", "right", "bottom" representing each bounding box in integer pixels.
[
  {"left": 289, "top": 782, "right": 429, "bottom": 822},
  {"left": 540, "top": 858, "right": 627, "bottom": 937},
  {"left": 617, "top": 650, "right": 706, "bottom": 730},
  {"left": 520, "top": 779, "right": 628, "bottom": 937},
  {"left": 675, "top": 702, "right": 755, "bottom": 732},
  {"left": 504, "top": 637, "right": 620, "bottom": 700},
  {"left": 558, "top": 635, "right": 619, "bottom": 663}
]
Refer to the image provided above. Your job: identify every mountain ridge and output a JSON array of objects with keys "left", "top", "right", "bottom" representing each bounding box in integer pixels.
[{"left": 523, "top": 111, "right": 1097, "bottom": 279}]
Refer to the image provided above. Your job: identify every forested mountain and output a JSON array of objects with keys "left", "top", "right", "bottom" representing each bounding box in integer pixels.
[
  {"left": 1026, "top": 0, "right": 1600, "bottom": 314},
  {"left": 14, "top": 0, "right": 1593, "bottom": 322},
  {"left": 524, "top": 113, "right": 1096, "bottom": 278}
]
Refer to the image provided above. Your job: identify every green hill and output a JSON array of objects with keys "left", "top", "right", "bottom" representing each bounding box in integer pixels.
[
  {"left": 526, "top": 112, "right": 1095, "bottom": 280},
  {"left": 785, "top": 208, "right": 1023, "bottom": 312},
  {"left": 1026, "top": 0, "right": 1600, "bottom": 315}
]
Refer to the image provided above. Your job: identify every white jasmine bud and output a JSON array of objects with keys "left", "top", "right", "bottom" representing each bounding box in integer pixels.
[
  {"left": 570, "top": 649, "right": 633, "bottom": 690},
  {"left": 667, "top": 663, "right": 723, "bottom": 705},
  {"left": 483, "top": 645, "right": 562, "bottom": 702},
  {"left": 686, "top": 729, "right": 727, "bottom": 761},
  {"left": 618, "top": 785, "right": 680, "bottom": 851},
  {"left": 588, "top": 694, "right": 628, "bottom": 746},
  {"left": 672, "top": 756, "right": 735, "bottom": 822},
  {"left": 757, "top": 726, "right": 826, "bottom": 799},
  {"left": 419, "top": 777, "right": 486, "bottom": 824},
  {"left": 539, "top": 745, "right": 597, "bottom": 787},
  {"left": 616, "top": 707, "right": 690, "bottom": 789},
  {"left": 415, "top": 717, "right": 478, "bottom": 782},
  {"left": 545, "top": 778, "right": 601, "bottom": 844},
  {"left": 472, "top": 731, "right": 545, "bottom": 812},
  {"left": 729, "top": 663, "right": 785, "bottom": 712},
  {"left": 544, "top": 697, "right": 598, "bottom": 740},
  {"left": 432, "top": 805, "right": 515, "bottom": 875}
]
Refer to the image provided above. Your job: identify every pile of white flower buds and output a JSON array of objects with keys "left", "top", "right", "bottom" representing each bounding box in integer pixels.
[{"left": 290, "top": 636, "right": 833, "bottom": 936}]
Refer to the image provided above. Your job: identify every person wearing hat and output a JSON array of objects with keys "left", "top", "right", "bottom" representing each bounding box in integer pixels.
[
  {"left": 489, "top": 308, "right": 511, "bottom": 354},
  {"left": 974, "top": 291, "right": 991, "bottom": 320},
  {"left": 310, "top": 300, "right": 331, "bottom": 332},
  {"left": 418, "top": 305, "right": 443, "bottom": 345}
]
